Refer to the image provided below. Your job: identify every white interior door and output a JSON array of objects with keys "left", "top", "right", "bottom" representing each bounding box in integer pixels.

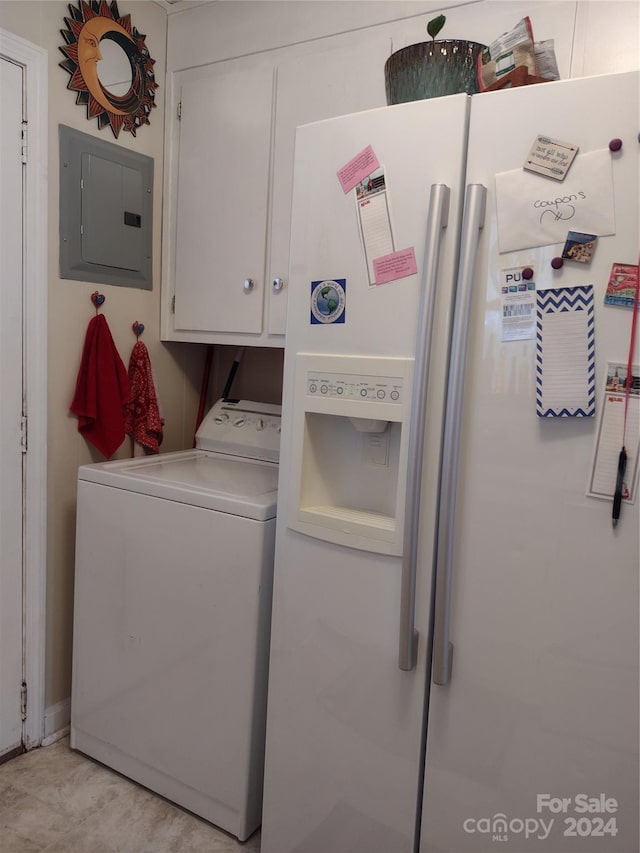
[{"left": 0, "top": 55, "right": 25, "bottom": 758}]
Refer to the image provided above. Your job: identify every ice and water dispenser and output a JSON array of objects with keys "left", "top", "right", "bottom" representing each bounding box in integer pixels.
[{"left": 288, "top": 354, "right": 413, "bottom": 556}]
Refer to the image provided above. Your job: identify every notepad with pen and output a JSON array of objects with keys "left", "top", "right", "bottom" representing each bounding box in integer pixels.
[{"left": 588, "top": 364, "right": 640, "bottom": 504}]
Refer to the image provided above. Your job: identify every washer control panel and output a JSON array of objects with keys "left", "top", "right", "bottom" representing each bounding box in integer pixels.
[
  {"left": 306, "top": 372, "right": 403, "bottom": 404},
  {"left": 196, "top": 399, "right": 282, "bottom": 462}
]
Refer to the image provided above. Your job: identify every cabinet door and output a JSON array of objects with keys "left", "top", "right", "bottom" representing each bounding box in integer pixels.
[
  {"left": 174, "top": 65, "right": 274, "bottom": 334},
  {"left": 267, "top": 33, "right": 391, "bottom": 336}
]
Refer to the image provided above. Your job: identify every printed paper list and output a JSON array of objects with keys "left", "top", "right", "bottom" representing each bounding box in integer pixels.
[{"left": 358, "top": 193, "right": 394, "bottom": 284}]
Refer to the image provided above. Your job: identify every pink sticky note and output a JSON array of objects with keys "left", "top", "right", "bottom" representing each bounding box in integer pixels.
[
  {"left": 373, "top": 248, "right": 417, "bottom": 285},
  {"left": 337, "top": 145, "right": 380, "bottom": 194}
]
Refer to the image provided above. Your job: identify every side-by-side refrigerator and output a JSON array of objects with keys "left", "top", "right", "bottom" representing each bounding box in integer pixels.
[{"left": 262, "top": 71, "right": 639, "bottom": 853}]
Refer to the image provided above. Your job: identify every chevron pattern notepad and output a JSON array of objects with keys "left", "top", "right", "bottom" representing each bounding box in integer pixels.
[{"left": 536, "top": 286, "right": 595, "bottom": 417}]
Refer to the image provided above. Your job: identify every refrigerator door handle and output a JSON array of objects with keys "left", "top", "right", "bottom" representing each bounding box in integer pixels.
[
  {"left": 399, "top": 183, "right": 450, "bottom": 672},
  {"left": 432, "top": 183, "right": 486, "bottom": 686}
]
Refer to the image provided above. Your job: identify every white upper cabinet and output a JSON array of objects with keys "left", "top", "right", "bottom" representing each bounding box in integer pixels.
[{"left": 173, "top": 64, "right": 274, "bottom": 336}]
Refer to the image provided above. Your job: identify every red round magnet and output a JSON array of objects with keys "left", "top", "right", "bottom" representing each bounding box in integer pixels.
[
  {"left": 609, "top": 138, "right": 623, "bottom": 152},
  {"left": 551, "top": 257, "right": 564, "bottom": 270},
  {"left": 522, "top": 267, "right": 534, "bottom": 280}
]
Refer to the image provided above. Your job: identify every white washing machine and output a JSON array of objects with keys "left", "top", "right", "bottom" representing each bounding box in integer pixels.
[{"left": 70, "top": 399, "right": 281, "bottom": 842}]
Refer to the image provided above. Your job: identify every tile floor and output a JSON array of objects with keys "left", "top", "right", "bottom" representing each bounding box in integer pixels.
[{"left": 0, "top": 737, "right": 261, "bottom": 852}]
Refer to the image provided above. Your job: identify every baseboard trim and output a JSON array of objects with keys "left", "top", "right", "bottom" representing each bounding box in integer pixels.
[
  {"left": 42, "top": 698, "right": 71, "bottom": 745},
  {"left": 0, "top": 745, "right": 24, "bottom": 765}
]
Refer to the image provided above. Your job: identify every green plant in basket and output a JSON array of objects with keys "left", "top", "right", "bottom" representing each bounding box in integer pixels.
[{"left": 427, "top": 14, "right": 446, "bottom": 41}]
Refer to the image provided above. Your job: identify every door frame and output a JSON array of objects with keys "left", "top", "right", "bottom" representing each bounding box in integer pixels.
[{"left": 0, "top": 28, "right": 47, "bottom": 750}]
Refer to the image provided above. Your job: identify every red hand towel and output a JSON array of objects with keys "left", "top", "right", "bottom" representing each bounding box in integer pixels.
[
  {"left": 70, "top": 314, "right": 130, "bottom": 458},
  {"left": 123, "top": 340, "right": 164, "bottom": 454}
]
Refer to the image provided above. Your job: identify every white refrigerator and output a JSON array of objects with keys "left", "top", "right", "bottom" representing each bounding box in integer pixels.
[{"left": 262, "top": 71, "right": 639, "bottom": 853}]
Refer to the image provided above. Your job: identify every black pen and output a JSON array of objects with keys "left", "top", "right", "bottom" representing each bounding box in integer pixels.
[{"left": 612, "top": 446, "right": 627, "bottom": 527}]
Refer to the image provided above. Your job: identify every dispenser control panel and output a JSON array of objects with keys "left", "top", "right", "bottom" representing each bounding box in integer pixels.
[{"left": 306, "top": 372, "right": 404, "bottom": 403}]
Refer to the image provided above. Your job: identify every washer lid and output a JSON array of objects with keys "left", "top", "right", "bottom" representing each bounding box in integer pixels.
[{"left": 78, "top": 450, "right": 278, "bottom": 520}]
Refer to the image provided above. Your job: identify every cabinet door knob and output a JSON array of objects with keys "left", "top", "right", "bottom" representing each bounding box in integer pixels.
[
  {"left": 272, "top": 277, "right": 285, "bottom": 292},
  {"left": 243, "top": 278, "right": 255, "bottom": 293}
]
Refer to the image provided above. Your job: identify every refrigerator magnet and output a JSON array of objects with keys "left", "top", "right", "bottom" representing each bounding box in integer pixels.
[
  {"left": 310, "top": 280, "right": 346, "bottom": 325},
  {"left": 523, "top": 135, "right": 579, "bottom": 180},
  {"left": 603, "top": 263, "right": 640, "bottom": 308},
  {"left": 561, "top": 231, "right": 598, "bottom": 264}
]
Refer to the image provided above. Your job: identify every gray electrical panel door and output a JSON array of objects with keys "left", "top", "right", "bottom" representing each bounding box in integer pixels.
[
  {"left": 60, "top": 125, "right": 153, "bottom": 289},
  {"left": 81, "top": 154, "right": 143, "bottom": 271}
]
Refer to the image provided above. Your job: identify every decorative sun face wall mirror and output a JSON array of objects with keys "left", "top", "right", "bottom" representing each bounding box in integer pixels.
[{"left": 59, "top": 0, "right": 158, "bottom": 139}]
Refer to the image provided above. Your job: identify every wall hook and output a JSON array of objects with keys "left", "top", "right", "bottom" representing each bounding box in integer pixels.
[
  {"left": 132, "top": 321, "right": 145, "bottom": 338},
  {"left": 91, "top": 291, "right": 106, "bottom": 313}
]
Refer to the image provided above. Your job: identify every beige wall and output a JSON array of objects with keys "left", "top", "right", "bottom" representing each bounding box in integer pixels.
[
  {"left": 210, "top": 346, "right": 284, "bottom": 406},
  {"left": 165, "top": 0, "right": 471, "bottom": 69},
  {"left": 0, "top": 0, "right": 206, "bottom": 713}
]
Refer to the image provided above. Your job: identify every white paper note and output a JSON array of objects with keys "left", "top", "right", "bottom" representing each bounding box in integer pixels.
[
  {"left": 357, "top": 190, "right": 394, "bottom": 285},
  {"left": 588, "top": 363, "right": 640, "bottom": 502},
  {"left": 496, "top": 149, "right": 615, "bottom": 253},
  {"left": 536, "top": 286, "right": 595, "bottom": 417},
  {"left": 500, "top": 266, "right": 536, "bottom": 341}
]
